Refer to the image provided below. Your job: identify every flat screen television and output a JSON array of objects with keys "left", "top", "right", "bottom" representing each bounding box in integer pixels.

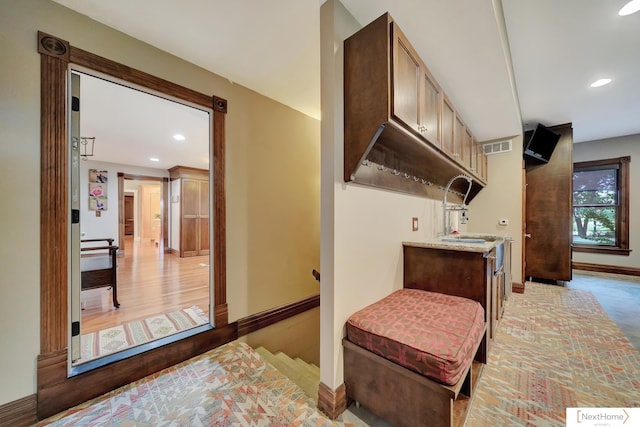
[{"left": 523, "top": 123, "right": 561, "bottom": 163}]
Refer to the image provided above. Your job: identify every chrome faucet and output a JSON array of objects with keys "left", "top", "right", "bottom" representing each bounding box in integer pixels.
[{"left": 442, "top": 174, "right": 473, "bottom": 236}]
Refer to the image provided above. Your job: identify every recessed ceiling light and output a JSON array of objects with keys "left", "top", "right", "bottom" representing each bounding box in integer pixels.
[
  {"left": 173, "top": 134, "right": 186, "bottom": 141},
  {"left": 590, "top": 78, "right": 612, "bottom": 88},
  {"left": 149, "top": 157, "right": 160, "bottom": 162},
  {"left": 619, "top": 0, "right": 640, "bottom": 16}
]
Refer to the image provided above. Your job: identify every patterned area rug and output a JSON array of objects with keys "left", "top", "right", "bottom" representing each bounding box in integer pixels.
[
  {"left": 39, "top": 341, "right": 349, "bottom": 427},
  {"left": 467, "top": 282, "right": 640, "bottom": 426},
  {"left": 80, "top": 306, "right": 208, "bottom": 362}
]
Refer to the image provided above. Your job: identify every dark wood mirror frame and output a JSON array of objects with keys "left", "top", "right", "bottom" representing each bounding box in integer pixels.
[{"left": 37, "top": 31, "right": 236, "bottom": 420}]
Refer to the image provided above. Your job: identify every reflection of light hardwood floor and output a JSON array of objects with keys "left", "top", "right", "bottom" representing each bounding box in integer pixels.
[{"left": 80, "top": 236, "right": 210, "bottom": 335}]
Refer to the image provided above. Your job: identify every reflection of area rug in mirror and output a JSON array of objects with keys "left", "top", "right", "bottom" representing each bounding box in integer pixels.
[{"left": 80, "top": 306, "right": 208, "bottom": 362}]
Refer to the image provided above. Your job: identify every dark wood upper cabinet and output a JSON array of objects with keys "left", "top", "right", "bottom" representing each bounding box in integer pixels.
[{"left": 344, "top": 12, "right": 486, "bottom": 203}]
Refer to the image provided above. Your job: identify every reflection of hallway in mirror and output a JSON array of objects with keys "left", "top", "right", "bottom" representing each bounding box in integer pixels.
[{"left": 80, "top": 236, "right": 209, "bottom": 336}]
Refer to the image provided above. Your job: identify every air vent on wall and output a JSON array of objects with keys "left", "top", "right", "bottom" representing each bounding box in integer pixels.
[{"left": 483, "top": 140, "right": 512, "bottom": 155}]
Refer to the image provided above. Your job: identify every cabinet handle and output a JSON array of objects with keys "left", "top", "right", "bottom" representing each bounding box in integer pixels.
[{"left": 524, "top": 233, "right": 532, "bottom": 238}]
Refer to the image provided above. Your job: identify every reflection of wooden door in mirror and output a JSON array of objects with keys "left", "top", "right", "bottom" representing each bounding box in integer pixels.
[
  {"left": 169, "top": 166, "right": 209, "bottom": 257},
  {"left": 124, "top": 195, "right": 134, "bottom": 235}
]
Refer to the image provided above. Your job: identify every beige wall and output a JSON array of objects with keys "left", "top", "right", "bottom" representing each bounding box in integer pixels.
[
  {"left": 320, "top": 0, "right": 445, "bottom": 390},
  {"left": 468, "top": 135, "right": 524, "bottom": 285},
  {"left": 0, "top": 0, "right": 320, "bottom": 405},
  {"left": 573, "top": 134, "right": 640, "bottom": 269}
]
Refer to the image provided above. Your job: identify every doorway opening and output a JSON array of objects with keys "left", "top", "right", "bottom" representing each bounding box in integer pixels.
[{"left": 70, "top": 69, "right": 213, "bottom": 367}]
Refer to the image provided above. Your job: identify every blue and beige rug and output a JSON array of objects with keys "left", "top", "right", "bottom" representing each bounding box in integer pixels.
[{"left": 80, "top": 306, "right": 208, "bottom": 362}]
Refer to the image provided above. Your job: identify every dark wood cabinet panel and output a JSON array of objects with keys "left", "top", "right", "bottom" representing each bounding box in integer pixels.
[
  {"left": 524, "top": 123, "right": 573, "bottom": 282},
  {"left": 420, "top": 71, "right": 441, "bottom": 148},
  {"left": 462, "top": 128, "right": 473, "bottom": 170},
  {"left": 403, "top": 244, "right": 506, "bottom": 363},
  {"left": 392, "top": 30, "right": 421, "bottom": 131},
  {"left": 453, "top": 115, "right": 465, "bottom": 165},
  {"left": 441, "top": 97, "right": 455, "bottom": 159}
]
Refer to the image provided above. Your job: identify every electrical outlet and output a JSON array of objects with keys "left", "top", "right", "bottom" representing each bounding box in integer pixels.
[{"left": 412, "top": 217, "right": 419, "bottom": 231}]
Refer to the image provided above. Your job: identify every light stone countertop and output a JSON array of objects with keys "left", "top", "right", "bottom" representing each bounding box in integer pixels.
[{"left": 403, "top": 233, "right": 509, "bottom": 253}]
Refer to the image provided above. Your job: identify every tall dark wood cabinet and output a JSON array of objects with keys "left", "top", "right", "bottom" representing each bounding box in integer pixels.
[
  {"left": 524, "top": 123, "right": 573, "bottom": 283},
  {"left": 169, "top": 166, "right": 210, "bottom": 258}
]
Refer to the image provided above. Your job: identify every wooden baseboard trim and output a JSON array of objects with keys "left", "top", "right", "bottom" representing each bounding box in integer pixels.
[
  {"left": 572, "top": 262, "right": 640, "bottom": 277},
  {"left": 512, "top": 281, "right": 525, "bottom": 293},
  {"left": 213, "top": 303, "right": 229, "bottom": 327},
  {"left": 0, "top": 394, "right": 37, "bottom": 427},
  {"left": 236, "top": 294, "right": 320, "bottom": 337},
  {"left": 317, "top": 382, "right": 347, "bottom": 420}
]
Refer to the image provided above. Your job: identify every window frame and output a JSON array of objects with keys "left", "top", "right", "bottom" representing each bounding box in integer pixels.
[{"left": 572, "top": 156, "right": 630, "bottom": 255}]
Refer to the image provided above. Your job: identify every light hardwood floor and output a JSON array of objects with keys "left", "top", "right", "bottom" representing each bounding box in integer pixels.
[{"left": 80, "top": 236, "right": 210, "bottom": 334}]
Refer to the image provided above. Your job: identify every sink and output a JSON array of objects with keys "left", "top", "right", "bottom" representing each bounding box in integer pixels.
[
  {"left": 440, "top": 237, "right": 487, "bottom": 244},
  {"left": 446, "top": 234, "right": 505, "bottom": 242}
]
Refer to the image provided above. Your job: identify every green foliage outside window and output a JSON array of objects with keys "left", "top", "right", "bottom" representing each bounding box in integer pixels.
[{"left": 572, "top": 168, "right": 617, "bottom": 246}]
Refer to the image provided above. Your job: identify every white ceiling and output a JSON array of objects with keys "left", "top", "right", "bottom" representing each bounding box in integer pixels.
[
  {"left": 77, "top": 72, "right": 210, "bottom": 171},
  {"left": 54, "top": 0, "right": 640, "bottom": 170},
  {"left": 502, "top": 0, "right": 640, "bottom": 142}
]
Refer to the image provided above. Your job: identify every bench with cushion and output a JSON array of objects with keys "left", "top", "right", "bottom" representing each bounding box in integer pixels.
[{"left": 343, "top": 288, "right": 485, "bottom": 427}]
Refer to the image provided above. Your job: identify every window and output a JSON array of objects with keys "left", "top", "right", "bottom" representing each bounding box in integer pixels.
[{"left": 572, "top": 156, "right": 630, "bottom": 255}]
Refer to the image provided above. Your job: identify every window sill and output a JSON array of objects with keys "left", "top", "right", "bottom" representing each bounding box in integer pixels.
[{"left": 572, "top": 245, "right": 631, "bottom": 256}]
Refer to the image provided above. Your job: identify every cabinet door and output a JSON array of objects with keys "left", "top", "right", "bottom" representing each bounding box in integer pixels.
[
  {"left": 453, "top": 115, "right": 465, "bottom": 165},
  {"left": 441, "top": 97, "right": 455, "bottom": 158},
  {"left": 476, "top": 141, "right": 487, "bottom": 182},
  {"left": 469, "top": 137, "right": 478, "bottom": 177},
  {"left": 462, "top": 127, "right": 473, "bottom": 170},
  {"left": 420, "top": 69, "right": 441, "bottom": 147},
  {"left": 181, "top": 179, "right": 200, "bottom": 257},
  {"left": 392, "top": 27, "right": 420, "bottom": 132},
  {"left": 480, "top": 148, "right": 488, "bottom": 182},
  {"left": 486, "top": 253, "right": 497, "bottom": 341}
]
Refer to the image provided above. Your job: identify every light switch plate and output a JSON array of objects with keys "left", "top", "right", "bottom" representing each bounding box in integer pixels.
[{"left": 412, "top": 217, "right": 419, "bottom": 231}]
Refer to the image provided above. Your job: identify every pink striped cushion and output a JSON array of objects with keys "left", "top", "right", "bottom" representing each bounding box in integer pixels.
[{"left": 346, "top": 289, "right": 485, "bottom": 385}]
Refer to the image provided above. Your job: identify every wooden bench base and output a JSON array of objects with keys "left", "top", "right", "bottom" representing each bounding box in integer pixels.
[
  {"left": 81, "top": 238, "right": 119, "bottom": 308},
  {"left": 342, "top": 330, "right": 484, "bottom": 427}
]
